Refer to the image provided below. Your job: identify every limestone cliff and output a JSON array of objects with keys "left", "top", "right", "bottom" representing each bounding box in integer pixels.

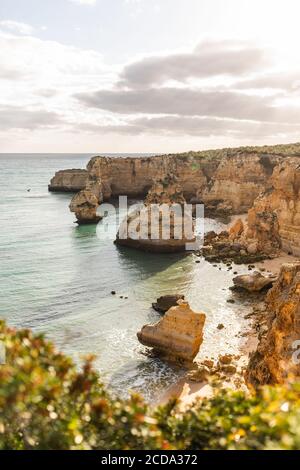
[
  {"left": 232, "top": 157, "right": 300, "bottom": 256},
  {"left": 246, "top": 263, "right": 300, "bottom": 387},
  {"left": 48, "top": 169, "right": 88, "bottom": 192},
  {"left": 68, "top": 152, "right": 272, "bottom": 224},
  {"left": 201, "top": 152, "right": 279, "bottom": 213},
  {"left": 137, "top": 300, "right": 206, "bottom": 363},
  {"left": 85, "top": 154, "right": 210, "bottom": 201},
  {"left": 48, "top": 144, "right": 300, "bottom": 231}
]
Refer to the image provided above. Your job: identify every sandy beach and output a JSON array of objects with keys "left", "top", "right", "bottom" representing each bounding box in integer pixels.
[{"left": 157, "top": 251, "right": 299, "bottom": 407}]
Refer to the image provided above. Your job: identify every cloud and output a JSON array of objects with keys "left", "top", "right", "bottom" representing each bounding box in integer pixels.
[
  {"left": 76, "top": 87, "right": 292, "bottom": 122},
  {"left": 1, "top": 24, "right": 299, "bottom": 149},
  {"left": 76, "top": 37, "right": 300, "bottom": 135},
  {"left": 0, "top": 106, "right": 62, "bottom": 131},
  {"left": 68, "top": 0, "right": 97, "bottom": 5},
  {"left": 233, "top": 71, "right": 300, "bottom": 92},
  {"left": 0, "top": 66, "right": 25, "bottom": 80},
  {"left": 36, "top": 89, "right": 58, "bottom": 98},
  {"left": 0, "top": 20, "right": 34, "bottom": 35},
  {"left": 79, "top": 115, "right": 300, "bottom": 140},
  {"left": 0, "top": 30, "right": 112, "bottom": 84},
  {"left": 0, "top": 30, "right": 114, "bottom": 135},
  {"left": 119, "top": 40, "right": 267, "bottom": 87}
]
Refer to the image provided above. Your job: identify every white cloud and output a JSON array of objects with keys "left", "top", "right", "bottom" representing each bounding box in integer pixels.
[
  {"left": 0, "top": 30, "right": 114, "bottom": 85},
  {"left": 68, "top": 0, "right": 97, "bottom": 5},
  {"left": 0, "top": 105, "right": 62, "bottom": 130},
  {"left": 0, "top": 22, "right": 300, "bottom": 151},
  {"left": 0, "top": 29, "right": 116, "bottom": 140},
  {"left": 119, "top": 40, "right": 267, "bottom": 87},
  {"left": 0, "top": 20, "right": 34, "bottom": 35}
]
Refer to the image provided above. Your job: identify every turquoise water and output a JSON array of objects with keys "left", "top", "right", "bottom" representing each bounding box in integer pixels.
[{"left": 0, "top": 154, "right": 250, "bottom": 401}]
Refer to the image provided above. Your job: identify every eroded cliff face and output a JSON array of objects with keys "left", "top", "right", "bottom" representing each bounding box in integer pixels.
[
  {"left": 69, "top": 151, "right": 280, "bottom": 224},
  {"left": 48, "top": 169, "right": 88, "bottom": 192},
  {"left": 201, "top": 153, "right": 279, "bottom": 213},
  {"left": 85, "top": 154, "right": 209, "bottom": 201},
  {"left": 234, "top": 158, "right": 300, "bottom": 256},
  {"left": 246, "top": 263, "right": 300, "bottom": 387},
  {"left": 50, "top": 145, "right": 299, "bottom": 237},
  {"left": 137, "top": 300, "right": 206, "bottom": 364}
]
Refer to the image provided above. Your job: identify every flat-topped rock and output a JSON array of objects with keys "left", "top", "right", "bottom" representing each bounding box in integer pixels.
[
  {"left": 48, "top": 169, "right": 88, "bottom": 192},
  {"left": 115, "top": 176, "right": 196, "bottom": 253},
  {"left": 137, "top": 300, "right": 206, "bottom": 364}
]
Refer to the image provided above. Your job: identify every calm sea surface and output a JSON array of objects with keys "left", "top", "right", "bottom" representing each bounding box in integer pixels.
[{"left": 0, "top": 153, "right": 250, "bottom": 400}]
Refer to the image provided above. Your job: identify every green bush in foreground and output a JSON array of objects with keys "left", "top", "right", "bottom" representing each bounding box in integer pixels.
[{"left": 1, "top": 320, "right": 300, "bottom": 450}]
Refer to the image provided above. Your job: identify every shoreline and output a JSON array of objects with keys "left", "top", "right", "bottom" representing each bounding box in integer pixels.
[{"left": 156, "top": 251, "right": 299, "bottom": 407}]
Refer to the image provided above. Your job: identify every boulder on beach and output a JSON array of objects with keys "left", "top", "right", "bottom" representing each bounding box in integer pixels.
[
  {"left": 137, "top": 300, "right": 206, "bottom": 364},
  {"left": 152, "top": 294, "right": 185, "bottom": 314},
  {"left": 232, "top": 271, "right": 277, "bottom": 292}
]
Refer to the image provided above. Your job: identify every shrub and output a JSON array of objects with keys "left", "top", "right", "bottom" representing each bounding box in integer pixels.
[
  {"left": 1, "top": 320, "right": 300, "bottom": 450},
  {"left": 0, "top": 320, "right": 166, "bottom": 450}
]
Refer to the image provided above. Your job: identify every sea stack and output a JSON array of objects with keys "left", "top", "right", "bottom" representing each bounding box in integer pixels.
[
  {"left": 69, "top": 187, "right": 102, "bottom": 224},
  {"left": 137, "top": 300, "right": 206, "bottom": 364},
  {"left": 115, "top": 175, "right": 196, "bottom": 252}
]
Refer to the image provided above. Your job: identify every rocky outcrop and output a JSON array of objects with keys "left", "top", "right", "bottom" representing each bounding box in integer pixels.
[
  {"left": 84, "top": 154, "right": 211, "bottom": 201},
  {"left": 48, "top": 144, "right": 300, "bottom": 231},
  {"left": 200, "top": 229, "right": 268, "bottom": 264},
  {"left": 229, "top": 158, "right": 300, "bottom": 256},
  {"left": 152, "top": 294, "right": 185, "bottom": 314},
  {"left": 115, "top": 176, "right": 196, "bottom": 253},
  {"left": 232, "top": 272, "right": 277, "bottom": 292},
  {"left": 137, "top": 300, "right": 206, "bottom": 363},
  {"left": 65, "top": 151, "right": 277, "bottom": 223},
  {"left": 48, "top": 169, "right": 88, "bottom": 192},
  {"left": 200, "top": 153, "right": 279, "bottom": 214},
  {"left": 81, "top": 145, "right": 299, "bottom": 211},
  {"left": 246, "top": 263, "right": 300, "bottom": 387},
  {"left": 69, "top": 189, "right": 102, "bottom": 224}
]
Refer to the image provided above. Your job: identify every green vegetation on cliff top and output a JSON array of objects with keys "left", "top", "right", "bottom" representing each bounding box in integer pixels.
[
  {"left": 1, "top": 320, "right": 300, "bottom": 450},
  {"left": 168, "top": 142, "right": 300, "bottom": 160}
]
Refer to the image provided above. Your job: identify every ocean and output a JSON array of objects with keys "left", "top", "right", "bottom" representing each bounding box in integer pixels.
[{"left": 0, "top": 153, "right": 250, "bottom": 401}]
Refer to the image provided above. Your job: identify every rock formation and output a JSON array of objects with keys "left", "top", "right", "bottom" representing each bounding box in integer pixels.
[
  {"left": 200, "top": 152, "right": 278, "bottom": 214},
  {"left": 69, "top": 188, "right": 102, "bottom": 224},
  {"left": 137, "top": 300, "right": 206, "bottom": 363},
  {"left": 48, "top": 169, "right": 88, "bottom": 192},
  {"left": 229, "top": 158, "right": 300, "bottom": 256},
  {"left": 200, "top": 229, "right": 267, "bottom": 264},
  {"left": 246, "top": 263, "right": 300, "bottom": 387},
  {"left": 48, "top": 144, "right": 300, "bottom": 245},
  {"left": 83, "top": 154, "right": 210, "bottom": 201},
  {"left": 115, "top": 176, "right": 196, "bottom": 252},
  {"left": 152, "top": 294, "right": 185, "bottom": 314},
  {"left": 232, "top": 272, "right": 277, "bottom": 293}
]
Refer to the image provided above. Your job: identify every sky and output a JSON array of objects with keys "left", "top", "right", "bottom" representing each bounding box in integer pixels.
[{"left": 0, "top": 0, "right": 300, "bottom": 153}]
